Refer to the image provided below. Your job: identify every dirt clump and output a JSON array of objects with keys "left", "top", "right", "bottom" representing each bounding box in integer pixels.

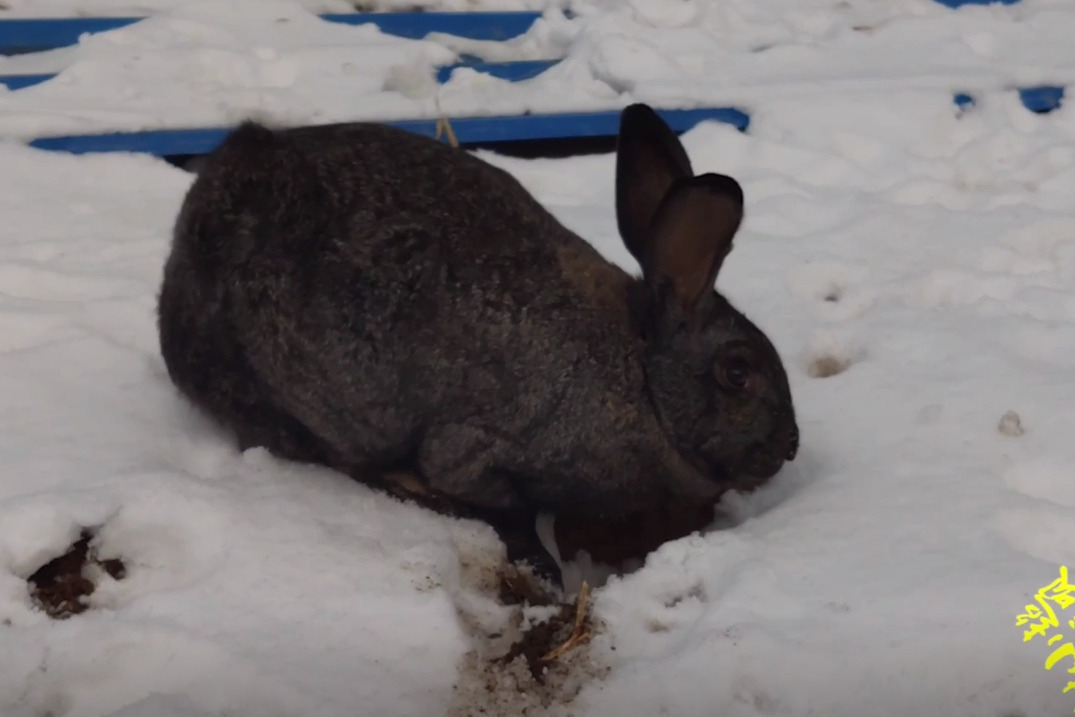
[
  {"left": 497, "top": 569, "right": 593, "bottom": 681},
  {"left": 28, "top": 528, "right": 126, "bottom": 619},
  {"left": 448, "top": 556, "right": 607, "bottom": 717}
]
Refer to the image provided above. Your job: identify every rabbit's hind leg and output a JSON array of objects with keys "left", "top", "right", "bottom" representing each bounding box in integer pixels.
[
  {"left": 482, "top": 505, "right": 562, "bottom": 586},
  {"left": 229, "top": 393, "right": 340, "bottom": 468},
  {"left": 159, "top": 308, "right": 338, "bottom": 470}
]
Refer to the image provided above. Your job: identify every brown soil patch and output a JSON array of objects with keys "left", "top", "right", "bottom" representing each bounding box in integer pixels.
[
  {"left": 448, "top": 556, "right": 607, "bottom": 717},
  {"left": 28, "top": 528, "right": 126, "bottom": 619},
  {"left": 497, "top": 570, "right": 592, "bottom": 681}
]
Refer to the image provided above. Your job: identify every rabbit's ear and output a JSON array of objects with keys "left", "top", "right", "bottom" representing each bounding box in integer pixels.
[
  {"left": 615, "top": 104, "right": 694, "bottom": 264},
  {"left": 641, "top": 173, "right": 744, "bottom": 312}
]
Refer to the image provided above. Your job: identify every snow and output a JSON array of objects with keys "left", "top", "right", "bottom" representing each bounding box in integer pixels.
[
  {"left": 0, "top": 0, "right": 562, "bottom": 16},
  {"left": 2, "top": 0, "right": 1075, "bottom": 139},
  {"left": 1, "top": 0, "right": 1075, "bottom": 716}
]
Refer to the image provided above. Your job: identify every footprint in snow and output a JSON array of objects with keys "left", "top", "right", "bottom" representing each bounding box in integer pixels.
[
  {"left": 995, "top": 448, "right": 1075, "bottom": 566},
  {"left": 994, "top": 506, "right": 1075, "bottom": 568},
  {"left": 800, "top": 328, "right": 864, "bottom": 379},
  {"left": 1003, "top": 455, "right": 1075, "bottom": 509},
  {"left": 784, "top": 261, "right": 876, "bottom": 321},
  {"left": 26, "top": 527, "right": 128, "bottom": 620},
  {"left": 988, "top": 218, "right": 1075, "bottom": 278}
]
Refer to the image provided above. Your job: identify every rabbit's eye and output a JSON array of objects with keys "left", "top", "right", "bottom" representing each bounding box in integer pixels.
[{"left": 719, "top": 358, "right": 754, "bottom": 392}]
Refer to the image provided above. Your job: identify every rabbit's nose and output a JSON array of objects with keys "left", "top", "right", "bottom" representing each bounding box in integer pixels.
[{"left": 786, "top": 425, "right": 799, "bottom": 461}]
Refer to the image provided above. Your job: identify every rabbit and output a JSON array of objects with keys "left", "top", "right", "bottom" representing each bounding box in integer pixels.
[{"left": 156, "top": 103, "right": 799, "bottom": 579}]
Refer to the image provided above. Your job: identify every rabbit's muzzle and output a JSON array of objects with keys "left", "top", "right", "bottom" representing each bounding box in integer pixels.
[
  {"left": 740, "top": 418, "right": 799, "bottom": 482},
  {"left": 786, "top": 424, "right": 800, "bottom": 461}
]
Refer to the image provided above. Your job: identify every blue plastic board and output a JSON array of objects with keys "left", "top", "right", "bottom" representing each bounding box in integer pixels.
[
  {"left": 1019, "top": 86, "right": 1064, "bottom": 113},
  {"left": 0, "top": 73, "right": 53, "bottom": 89},
  {"left": 932, "top": 0, "right": 1019, "bottom": 5},
  {"left": 319, "top": 11, "right": 541, "bottom": 41},
  {"left": 0, "top": 11, "right": 541, "bottom": 54},
  {"left": 434, "top": 58, "right": 557, "bottom": 84},
  {"left": 1, "top": 58, "right": 560, "bottom": 90},
  {"left": 952, "top": 86, "right": 1064, "bottom": 113},
  {"left": 26, "top": 107, "right": 751, "bottom": 157},
  {"left": 0, "top": 17, "right": 135, "bottom": 54},
  {"left": 953, "top": 92, "right": 975, "bottom": 110}
]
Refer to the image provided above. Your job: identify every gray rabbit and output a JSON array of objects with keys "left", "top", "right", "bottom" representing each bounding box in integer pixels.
[{"left": 157, "top": 104, "right": 799, "bottom": 577}]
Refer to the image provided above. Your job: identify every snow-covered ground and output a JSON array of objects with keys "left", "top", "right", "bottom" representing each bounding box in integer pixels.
[
  {"left": 1, "top": 1, "right": 1075, "bottom": 716},
  {"left": 2, "top": 0, "right": 1075, "bottom": 139},
  {"left": 0, "top": 0, "right": 562, "bottom": 15}
]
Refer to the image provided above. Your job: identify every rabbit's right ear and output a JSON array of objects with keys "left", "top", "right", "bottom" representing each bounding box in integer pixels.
[
  {"left": 615, "top": 104, "right": 694, "bottom": 265},
  {"left": 640, "top": 173, "right": 744, "bottom": 312}
]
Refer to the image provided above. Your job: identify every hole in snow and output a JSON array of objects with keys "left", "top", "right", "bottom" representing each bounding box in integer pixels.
[
  {"left": 785, "top": 262, "right": 870, "bottom": 312},
  {"left": 998, "top": 409, "right": 1026, "bottom": 437},
  {"left": 27, "top": 527, "right": 127, "bottom": 620},
  {"left": 802, "top": 333, "right": 863, "bottom": 380},
  {"left": 663, "top": 582, "right": 707, "bottom": 608},
  {"left": 808, "top": 354, "right": 852, "bottom": 378}
]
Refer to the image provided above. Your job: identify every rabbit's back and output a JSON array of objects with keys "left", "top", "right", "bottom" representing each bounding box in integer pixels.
[
  {"left": 182, "top": 120, "right": 614, "bottom": 298},
  {"left": 161, "top": 120, "right": 661, "bottom": 513}
]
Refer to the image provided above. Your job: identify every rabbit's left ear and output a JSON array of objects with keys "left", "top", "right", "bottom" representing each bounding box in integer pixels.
[
  {"left": 639, "top": 173, "right": 744, "bottom": 311},
  {"left": 615, "top": 104, "right": 694, "bottom": 265}
]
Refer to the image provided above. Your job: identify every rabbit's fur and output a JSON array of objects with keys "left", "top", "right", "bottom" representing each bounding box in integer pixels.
[{"left": 157, "top": 104, "right": 798, "bottom": 574}]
